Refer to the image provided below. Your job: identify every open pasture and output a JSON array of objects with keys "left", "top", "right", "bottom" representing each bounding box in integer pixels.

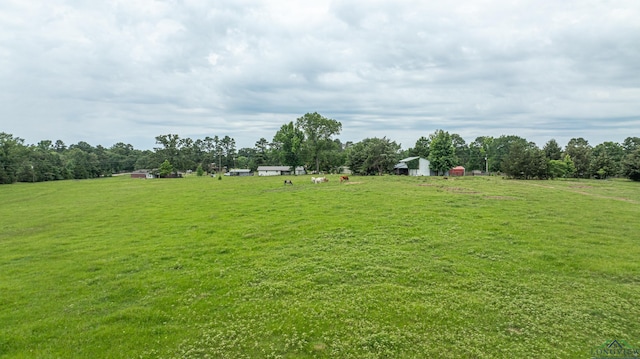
[{"left": 1, "top": 175, "right": 639, "bottom": 358}]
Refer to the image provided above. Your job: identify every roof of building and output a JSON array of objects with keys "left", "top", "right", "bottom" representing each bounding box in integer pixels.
[
  {"left": 399, "top": 156, "right": 421, "bottom": 162},
  {"left": 228, "top": 168, "right": 252, "bottom": 173},
  {"left": 257, "top": 166, "right": 291, "bottom": 171}
]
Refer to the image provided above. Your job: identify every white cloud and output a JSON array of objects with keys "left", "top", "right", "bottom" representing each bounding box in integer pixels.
[{"left": 1, "top": 0, "right": 639, "bottom": 150}]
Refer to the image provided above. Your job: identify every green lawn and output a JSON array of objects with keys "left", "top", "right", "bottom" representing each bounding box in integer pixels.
[{"left": 1, "top": 175, "right": 639, "bottom": 358}]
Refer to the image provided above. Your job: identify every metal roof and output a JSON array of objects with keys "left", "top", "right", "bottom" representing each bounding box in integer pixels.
[
  {"left": 399, "top": 156, "right": 421, "bottom": 162},
  {"left": 228, "top": 168, "right": 252, "bottom": 172},
  {"left": 257, "top": 166, "right": 291, "bottom": 171}
]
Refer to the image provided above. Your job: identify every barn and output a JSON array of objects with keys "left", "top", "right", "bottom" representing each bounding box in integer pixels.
[
  {"left": 394, "top": 157, "right": 442, "bottom": 176},
  {"left": 257, "top": 166, "right": 293, "bottom": 176},
  {"left": 450, "top": 166, "right": 466, "bottom": 176}
]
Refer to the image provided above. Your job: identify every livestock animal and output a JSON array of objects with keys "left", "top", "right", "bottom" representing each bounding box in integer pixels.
[
  {"left": 284, "top": 179, "right": 293, "bottom": 185},
  {"left": 339, "top": 175, "right": 349, "bottom": 183},
  {"left": 311, "top": 176, "right": 328, "bottom": 184}
]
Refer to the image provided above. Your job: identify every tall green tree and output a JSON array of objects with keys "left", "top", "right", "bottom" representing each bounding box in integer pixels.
[
  {"left": 93, "top": 145, "right": 113, "bottom": 176},
  {"left": 220, "top": 136, "right": 237, "bottom": 170},
  {"left": 273, "top": 122, "right": 305, "bottom": 173},
  {"left": 543, "top": 139, "right": 563, "bottom": 160},
  {"left": 0, "top": 133, "right": 28, "bottom": 184},
  {"left": 590, "top": 141, "right": 624, "bottom": 179},
  {"left": 154, "top": 134, "right": 181, "bottom": 173},
  {"left": 451, "top": 133, "right": 469, "bottom": 168},
  {"left": 109, "top": 142, "right": 138, "bottom": 173},
  {"left": 564, "top": 138, "right": 592, "bottom": 178},
  {"left": 30, "top": 144, "right": 68, "bottom": 181},
  {"left": 178, "top": 137, "right": 196, "bottom": 171},
  {"left": 134, "top": 150, "right": 156, "bottom": 170},
  {"left": 489, "top": 135, "right": 528, "bottom": 173},
  {"left": 468, "top": 137, "right": 491, "bottom": 171},
  {"left": 236, "top": 147, "right": 257, "bottom": 170},
  {"left": 622, "top": 137, "right": 640, "bottom": 154},
  {"left": 347, "top": 137, "right": 400, "bottom": 175},
  {"left": 502, "top": 142, "right": 547, "bottom": 179},
  {"left": 408, "top": 136, "right": 430, "bottom": 158},
  {"left": 254, "top": 137, "right": 272, "bottom": 168},
  {"left": 321, "top": 138, "right": 347, "bottom": 173},
  {"left": 428, "top": 130, "right": 456, "bottom": 175},
  {"left": 159, "top": 159, "right": 174, "bottom": 177},
  {"left": 53, "top": 140, "right": 67, "bottom": 153},
  {"left": 623, "top": 149, "right": 640, "bottom": 181},
  {"left": 65, "top": 147, "right": 99, "bottom": 179},
  {"left": 296, "top": 112, "right": 342, "bottom": 173}
]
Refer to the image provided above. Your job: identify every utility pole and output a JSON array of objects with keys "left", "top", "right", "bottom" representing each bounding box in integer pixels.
[{"left": 485, "top": 157, "right": 488, "bottom": 174}]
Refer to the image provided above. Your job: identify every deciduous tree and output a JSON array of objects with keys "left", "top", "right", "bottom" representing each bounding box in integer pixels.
[
  {"left": 408, "top": 136, "right": 430, "bottom": 158},
  {"left": 296, "top": 112, "right": 342, "bottom": 173},
  {"left": 564, "top": 138, "right": 592, "bottom": 178},
  {"left": 273, "top": 122, "right": 305, "bottom": 173},
  {"left": 543, "top": 139, "right": 563, "bottom": 160},
  {"left": 428, "top": 130, "right": 456, "bottom": 175},
  {"left": 347, "top": 137, "right": 400, "bottom": 175},
  {"left": 623, "top": 149, "right": 640, "bottom": 181}
]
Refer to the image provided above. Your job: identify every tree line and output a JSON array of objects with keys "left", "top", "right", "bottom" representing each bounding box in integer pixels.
[{"left": 2, "top": 112, "right": 640, "bottom": 184}]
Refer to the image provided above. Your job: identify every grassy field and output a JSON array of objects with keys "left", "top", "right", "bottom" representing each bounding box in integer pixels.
[{"left": 1, "top": 174, "right": 639, "bottom": 358}]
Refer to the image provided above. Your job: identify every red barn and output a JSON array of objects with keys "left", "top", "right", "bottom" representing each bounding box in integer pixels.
[{"left": 450, "top": 166, "right": 465, "bottom": 176}]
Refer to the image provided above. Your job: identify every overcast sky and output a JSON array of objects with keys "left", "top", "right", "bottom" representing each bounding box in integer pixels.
[{"left": 1, "top": 0, "right": 639, "bottom": 150}]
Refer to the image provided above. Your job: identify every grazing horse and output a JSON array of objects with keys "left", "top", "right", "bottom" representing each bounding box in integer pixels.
[
  {"left": 339, "top": 175, "right": 349, "bottom": 183},
  {"left": 284, "top": 180, "right": 293, "bottom": 185}
]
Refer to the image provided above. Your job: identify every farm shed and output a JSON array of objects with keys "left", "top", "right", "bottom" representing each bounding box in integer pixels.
[
  {"left": 225, "top": 169, "right": 253, "bottom": 176},
  {"left": 394, "top": 157, "right": 440, "bottom": 176},
  {"left": 130, "top": 170, "right": 154, "bottom": 179},
  {"left": 340, "top": 166, "right": 353, "bottom": 175},
  {"left": 450, "top": 166, "right": 465, "bottom": 176},
  {"left": 257, "top": 166, "right": 293, "bottom": 176}
]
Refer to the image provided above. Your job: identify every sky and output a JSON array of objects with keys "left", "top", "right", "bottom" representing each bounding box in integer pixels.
[{"left": 1, "top": 0, "right": 639, "bottom": 151}]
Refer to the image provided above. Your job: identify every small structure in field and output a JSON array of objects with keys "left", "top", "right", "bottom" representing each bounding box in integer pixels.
[
  {"left": 131, "top": 170, "right": 154, "bottom": 179},
  {"left": 225, "top": 169, "right": 253, "bottom": 176},
  {"left": 449, "top": 166, "right": 466, "bottom": 177},
  {"left": 257, "top": 166, "right": 303, "bottom": 176},
  {"left": 394, "top": 157, "right": 442, "bottom": 176},
  {"left": 340, "top": 166, "right": 352, "bottom": 175}
]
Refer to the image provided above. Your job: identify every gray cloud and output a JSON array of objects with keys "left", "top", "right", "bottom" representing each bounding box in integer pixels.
[{"left": 1, "top": 0, "right": 639, "bottom": 150}]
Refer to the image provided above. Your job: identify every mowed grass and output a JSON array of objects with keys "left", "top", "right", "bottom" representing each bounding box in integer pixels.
[{"left": 1, "top": 175, "right": 639, "bottom": 358}]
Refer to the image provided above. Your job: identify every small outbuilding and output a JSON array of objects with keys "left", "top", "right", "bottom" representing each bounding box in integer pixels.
[
  {"left": 257, "top": 166, "right": 293, "bottom": 176},
  {"left": 449, "top": 166, "right": 466, "bottom": 177},
  {"left": 225, "top": 169, "right": 253, "bottom": 176},
  {"left": 131, "top": 170, "right": 154, "bottom": 179}
]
